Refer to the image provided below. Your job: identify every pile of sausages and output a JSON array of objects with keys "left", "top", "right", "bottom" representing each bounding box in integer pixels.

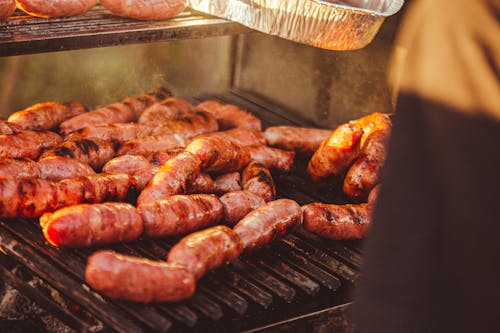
[
  {"left": 1, "top": 0, "right": 186, "bottom": 20},
  {"left": 0, "top": 87, "right": 390, "bottom": 303}
]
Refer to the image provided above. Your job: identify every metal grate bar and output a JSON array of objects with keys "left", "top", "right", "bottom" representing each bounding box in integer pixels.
[
  {"left": 187, "top": 293, "right": 223, "bottom": 321},
  {"left": 200, "top": 278, "right": 248, "bottom": 316}
]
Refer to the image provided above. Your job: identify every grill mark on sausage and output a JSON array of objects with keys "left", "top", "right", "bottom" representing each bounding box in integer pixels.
[{"left": 54, "top": 146, "right": 75, "bottom": 158}]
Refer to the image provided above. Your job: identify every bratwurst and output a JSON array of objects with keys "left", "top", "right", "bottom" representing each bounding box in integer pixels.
[{"left": 100, "top": 0, "right": 186, "bottom": 20}]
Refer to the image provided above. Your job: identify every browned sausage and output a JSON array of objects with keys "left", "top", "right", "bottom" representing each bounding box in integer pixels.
[
  {"left": 138, "top": 97, "right": 193, "bottom": 127},
  {"left": 85, "top": 250, "right": 195, "bottom": 303},
  {"left": 368, "top": 184, "right": 381, "bottom": 204},
  {"left": 196, "top": 128, "right": 266, "bottom": 147},
  {"left": 241, "top": 162, "right": 276, "bottom": 202},
  {"left": 151, "top": 110, "right": 218, "bottom": 137},
  {"left": 220, "top": 190, "right": 266, "bottom": 226},
  {"left": 137, "top": 151, "right": 201, "bottom": 205},
  {"left": 343, "top": 127, "right": 391, "bottom": 201},
  {"left": 307, "top": 122, "right": 364, "bottom": 184},
  {"left": 139, "top": 194, "right": 223, "bottom": 237},
  {"left": 38, "top": 156, "right": 96, "bottom": 181},
  {"left": 166, "top": 225, "right": 243, "bottom": 280},
  {"left": 100, "top": 0, "right": 186, "bottom": 20},
  {"left": 66, "top": 123, "right": 152, "bottom": 144},
  {"left": 247, "top": 145, "right": 295, "bottom": 172},
  {"left": 118, "top": 133, "right": 186, "bottom": 157},
  {"left": 0, "top": 157, "right": 40, "bottom": 178},
  {"left": 302, "top": 202, "right": 374, "bottom": 240},
  {"left": 197, "top": 100, "right": 262, "bottom": 131},
  {"left": 148, "top": 148, "right": 184, "bottom": 165},
  {"left": 0, "top": 130, "right": 63, "bottom": 159},
  {"left": 40, "top": 138, "right": 116, "bottom": 170},
  {"left": 8, "top": 101, "right": 87, "bottom": 131},
  {"left": 185, "top": 136, "right": 251, "bottom": 173},
  {"left": 0, "top": 0, "right": 16, "bottom": 20},
  {"left": 59, "top": 87, "right": 170, "bottom": 134},
  {"left": 77, "top": 173, "right": 139, "bottom": 204},
  {"left": 16, "top": 0, "right": 96, "bottom": 17},
  {"left": 102, "top": 155, "right": 152, "bottom": 175},
  {"left": 233, "top": 199, "right": 302, "bottom": 252},
  {"left": 41, "top": 202, "right": 142, "bottom": 247},
  {"left": 353, "top": 112, "right": 391, "bottom": 146},
  {"left": 264, "top": 126, "right": 332, "bottom": 154},
  {"left": 187, "top": 173, "right": 214, "bottom": 194},
  {"left": 213, "top": 172, "right": 241, "bottom": 195},
  {"left": 0, "top": 120, "right": 23, "bottom": 135}
]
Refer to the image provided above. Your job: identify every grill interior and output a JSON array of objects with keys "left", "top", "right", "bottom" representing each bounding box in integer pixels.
[{"left": 0, "top": 90, "right": 362, "bottom": 332}]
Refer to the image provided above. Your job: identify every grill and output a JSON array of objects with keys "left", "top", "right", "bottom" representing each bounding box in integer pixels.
[{"left": 0, "top": 90, "right": 363, "bottom": 332}]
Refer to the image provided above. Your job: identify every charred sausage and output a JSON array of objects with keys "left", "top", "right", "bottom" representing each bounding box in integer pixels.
[
  {"left": 264, "top": 126, "right": 332, "bottom": 154},
  {"left": 138, "top": 97, "right": 193, "bottom": 127},
  {"left": 102, "top": 155, "right": 152, "bottom": 176},
  {"left": 85, "top": 250, "right": 195, "bottom": 303},
  {"left": 66, "top": 123, "right": 152, "bottom": 144},
  {"left": 100, "top": 0, "right": 186, "bottom": 20},
  {"left": 302, "top": 202, "right": 374, "bottom": 240},
  {"left": 187, "top": 173, "right": 214, "bottom": 194},
  {"left": 220, "top": 190, "right": 266, "bottom": 226},
  {"left": 247, "top": 145, "right": 295, "bottom": 172},
  {"left": 148, "top": 148, "right": 184, "bottom": 166},
  {"left": 16, "top": 0, "right": 96, "bottom": 18},
  {"left": 241, "top": 162, "right": 276, "bottom": 202},
  {"left": 233, "top": 199, "right": 302, "bottom": 252},
  {"left": 41, "top": 202, "right": 142, "bottom": 247},
  {"left": 0, "top": 157, "right": 40, "bottom": 178},
  {"left": 8, "top": 101, "right": 87, "bottom": 131},
  {"left": 213, "top": 172, "right": 241, "bottom": 195},
  {"left": 38, "top": 156, "right": 96, "bottom": 181},
  {"left": 150, "top": 110, "right": 218, "bottom": 137},
  {"left": 0, "top": 130, "right": 63, "bottom": 159},
  {"left": 166, "top": 225, "right": 243, "bottom": 280},
  {"left": 139, "top": 194, "right": 223, "bottom": 237},
  {"left": 196, "top": 128, "right": 266, "bottom": 147},
  {"left": 197, "top": 100, "right": 262, "bottom": 131},
  {"left": 118, "top": 133, "right": 186, "bottom": 157},
  {"left": 0, "top": 120, "right": 22, "bottom": 135},
  {"left": 0, "top": 0, "right": 15, "bottom": 20}
]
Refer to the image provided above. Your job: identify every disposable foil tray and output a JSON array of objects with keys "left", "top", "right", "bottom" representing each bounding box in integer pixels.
[{"left": 187, "top": 0, "right": 404, "bottom": 50}]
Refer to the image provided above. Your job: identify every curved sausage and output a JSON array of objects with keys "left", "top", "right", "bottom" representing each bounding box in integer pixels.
[
  {"left": 77, "top": 173, "right": 139, "bottom": 204},
  {"left": 166, "top": 225, "right": 243, "bottom": 280},
  {"left": 148, "top": 148, "right": 184, "bottom": 166},
  {"left": 8, "top": 101, "right": 87, "bottom": 131},
  {"left": 41, "top": 202, "right": 142, "bottom": 247},
  {"left": 343, "top": 127, "right": 391, "bottom": 201},
  {"left": 137, "top": 151, "right": 201, "bottom": 205},
  {"left": 38, "top": 156, "right": 96, "bottom": 181},
  {"left": 233, "top": 199, "right": 302, "bottom": 252},
  {"left": 138, "top": 97, "right": 193, "bottom": 127},
  {"left": 139, "top": 194, "right": 223, "bottom": 237},
  {"left": 213, "top": 172, "right": 241, "bottom": 195},
  {"left": 241, "top": 162, "right": 276, "bottom": 202},
  {"left": 302, "top": 202, "right": 374, "bottom": 240},
  {"left": 264, "top": 126, "right": 332, "bottom": 154},
  {"left": 118, "top": 133, "right": 186, "bottom": 157},
  {"left": 100, "top": 0, "right": 186, "bottom": 20},
  {"left": 0, "top": 120, "right": 23, "bottom": 135},
  {"left": 151, "top": 110, "right": 218, "bottom": 137},
  {"left": 187, "top": 173, "right": 214, "bottom": 194},
  {"left": 0, "top": 0, "right": 15, "bottom": 20},
  {"left": 102, "top": 154, "right": 152, "bottom": 175},
  {"left": 0, "top": 130, "right": 63, "bottom": 160},
  {"left": 16, "top": 0, "right": 96, "bottom": 18},
  {"left": 66, "top": 123, "right": 152, "bottom": 144},
  {"left": 197, "top": 100, "right": 262, "bottom": 131},
  {"left": 307, "top": 122, "right": 363, "bottom": 184},
  {"left": 353, "top": 112, "right": 391, "bottom": 146},
  {"left": 220, "top": 190, "right": 266, "bottom": 226},
  {"left": 247, "top": 145, "right": 295, "bottom": 172},
  {"left": 0, "top": 157, "right": 40, "bottom": 178},
  {"left": 85, "top": 250, "right": 195, "bottom": 303},
  {"left": 185, "top": 136, "right": 251, "bottom": 173},
  {"left": 196, "top": 128, "right": 266, "bottom": 147}
]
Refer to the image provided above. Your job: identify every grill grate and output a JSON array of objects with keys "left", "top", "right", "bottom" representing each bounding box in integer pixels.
[{"left": 0, "top": 91, "right": 361, "bottom": 332}]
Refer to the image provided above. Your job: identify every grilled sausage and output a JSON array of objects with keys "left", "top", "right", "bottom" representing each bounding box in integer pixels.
[
  {"left": 41, "top": 202, "right": 142, "bottom": 247},
  {"left": 167, "top": 225, "right": 243, "bottom": 280},
  {"left": 148, "top": 148, "right": 184, "bottom": 165},
  {"left": 102, "top": 155, "right": 152, "bottom": 175},
  {"left": 0, "top": 130, "right": 63, "bottom": 159},
  {"left": 151, "top": 110, "right": 218, "bottom": 137},
  {"left": 353, "top": 112, "right": 391, "bottom": 146},
  {"left": 368, "top": 184, "right": 381, "bottom": 204},
  {"left": 139, "top": 194, "right": 223, "bottom": 237},
  {"left": 247, "top": 145, "right": 295, "bottom": 172},
  {"left": 233, "top": 199, "right": 302, "bottom": 252},
  {"left": 220, "top": 190, "right": 266, "bottom": 226},
  {"left": 0, "top": 157, "right": 40, "bottom": 178},
  {"left": 16, "top": 0, "right": 96, "bottom": 17},
  {"left": 100, "top": 0, "right": 186, "bottom": 20},
  {"left": 0, "top": 0, "right": 15, "bottom": 20},
  {"left": 185, "top": 137, "right": 251, "bottom": 173},
  {"left": 196, "top": 128, "right": 266, "bottom": 147},
  {"left": 59, "top": 87, "right": 170, "bottom": 134},
  {"left": 241, "top": 162, "right": 276, "bottom": 202},
  {"left": 213, "top": 172, "right": 241, "bottom": 195},
  {"left": 118, "top": 133, "right": 186, "bottom": 157},
  {"left": 343, "top": 127, "right": 391, "bottom": 201},
  {"left": 85, "top": 250, "right": 195, "bottom": 303},
  {"left": 138, "top": 97, "right": 193, "bottom": 127},
  {"left": 307, "top": 122, "right": 364, "bottom": 184},
  {"left": 302, "top": 202, "right": 374, "bottom": 240},
  {"left": 38, "top": 156, "right": 95, "bottom": 181},
  {"left": 264, "top": 126, "right": 332, "bottom": 155},
  {"left": 77, "top": 173, "right": 138, "bottom": 204},
  {"left": 8, "top": 101, "right": 87, "bottom": 131},
  {"left": 40, "top": 138, "right": 116, "bottom": 170},
  {"left": 0, "top": 120, "right": 23, "bottom": 135},
  {"left": 197, "top": 100, "right": 262, "bottom": 131},
  {"left": 66, "top": 123, "right": 152, "bottom": 144},
  {"left": 137, "top": 152, "right": 201, "bottom": 205},
  {"left": 187, "top": 173, "right": 214, "bottom": 194}
]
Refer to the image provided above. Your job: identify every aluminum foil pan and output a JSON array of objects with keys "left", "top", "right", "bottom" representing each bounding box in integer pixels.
[{"left": 187, "top": 0, "right": 404, "bottom": 50}]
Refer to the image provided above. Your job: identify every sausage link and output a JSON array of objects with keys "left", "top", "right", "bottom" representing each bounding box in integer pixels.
[
  {"left": 264, "top": 126, "right": 332, "bottom": 154},
  {"left": 302, "top": 202, "right": 373, "bottom": 240},
  {"left": 41, "top": 202, "right": 142, "bottom": 247},
  {"left": 233, "top": 199, "right": 302, "bottom": 252},
  {"left": 138, "top": 97, "right": 193, "bottom": 127},
  {"left": 66, "top": 122, "right": 152, "bottom": 144},
  {"left": 8, "top": 101, "right": 87, "bottom": 131},
  {"left": 77, "top": 173, "right": 139, "bottom": 204},
  {"left": 213, "top": 172, "right": 241, "bottom": 195},
  {"left": 195, "top": 128, "right": 266, "bottom": 147},
  {"left": 102, "top": 155, "right": 152, "bottom": 175},
  {"left": 0, "top": 120, "right": 23, "bottom": 135},
  {"left": 148, "top": 148, "right": 184, "bottom": 166},
  {"left": 38, "top": 156, "right": 95, "bottom": 181},
  {"left": 241, "top": 162, "right": 276, "bottom": 202},
  {"left": 0, "top": 130, "right": 63, "bottom": 160},
  {"left": 118, "top": 133, "right": 185, "bottom": 157},
  {"left": 16, "top": 0, "right": 96, "bottom": 17},
  {"left": 187, "top": 173, "right": 214, "bottom": 194},
  {"left": 151, "top": 110, "right": 218, "bottom": 137},
  {"left": 197, "top": 100, "right": 262, "bottom": 131},
  {"left": 0, "top": 157, "right": 40, "bottom": 178},
  {"left": 220, "top": 190, "right": 266, "bottom": 226},
  {"left": 0, "top": 0, "right": 15, "bottom": 20},
  {"left": 139, "top": 194, "right": 223, "bottom": 237},
  {"left": 100, "top": 0, "right": 186, "bottom": 20},
  {"left": 166, "top": 225, "right": 243, "bottom": 280},
  {"left": 85, "top": 250, "right": 195, "bottom": 303},
  {"left": 247, "top": 145, "right": 295, "bottom": 172},
  {"left": 352, "top": 112, "right": 391, "bottom": 146},
  {"left": 368, "top": 184, "right": 381, "bottom": 204}
]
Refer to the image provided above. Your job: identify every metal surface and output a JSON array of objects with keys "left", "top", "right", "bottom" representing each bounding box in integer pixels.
[
  {"left": 0, "top": 91, "right": 361, "bottom": 332},
  {"left": 0, "top": 6, "right": 251, "bottom": 57},
  {"left": 187, "top": 0, "right": 404, "bottom": 50}
]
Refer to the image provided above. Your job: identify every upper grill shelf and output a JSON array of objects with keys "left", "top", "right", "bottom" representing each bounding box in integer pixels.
[{"left": 0, "top": 6, "right": 251, "bottom": 57}]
